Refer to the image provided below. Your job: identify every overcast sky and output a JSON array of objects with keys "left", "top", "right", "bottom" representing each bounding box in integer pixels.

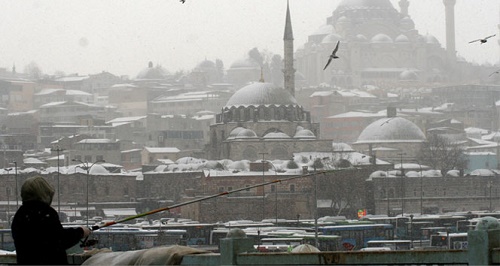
[{"left": 0, "top": 0, "right": 498, "bottom": 78}]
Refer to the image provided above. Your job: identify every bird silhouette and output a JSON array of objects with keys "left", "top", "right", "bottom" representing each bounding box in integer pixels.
[
  {"left": 489, "top": 69, "right": 500, "bottom": 77},
  {"left": 180, "top": 0, "right": 185, "bottom": 3},
  {"left": 323, "top": 41, "right": 340, "bottom": 70},
  {"left": 469, "top": 34, "right": 496, "bottom": 44}
]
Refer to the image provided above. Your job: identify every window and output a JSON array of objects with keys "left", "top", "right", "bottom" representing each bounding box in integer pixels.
[{"left": 289, "top": 184, "right": 295, "bottom": 192}]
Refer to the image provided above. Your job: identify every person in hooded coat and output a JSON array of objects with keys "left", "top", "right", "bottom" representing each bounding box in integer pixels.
[{"left": 11, "top": 176, "right": 91, "bottom": 265}]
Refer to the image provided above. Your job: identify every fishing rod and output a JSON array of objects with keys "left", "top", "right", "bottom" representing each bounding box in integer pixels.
[{"left": 80, "top": 170, "right": 327, "bottom": 246}]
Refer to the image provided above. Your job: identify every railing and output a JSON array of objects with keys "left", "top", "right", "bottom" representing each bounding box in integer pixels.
[{"left": 1, "top": 228, "right": 500, "bottom": 265}]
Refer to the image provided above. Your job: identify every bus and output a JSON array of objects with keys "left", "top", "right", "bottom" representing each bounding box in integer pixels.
[
  {"left": 430, "top": 232, "right": 468, "bottom": 250},
  {"left": 141, "top": 222, "right": 215, "bottom": 245},
  {"left": 318, "top": 224, "right": 394, "bottom": 250},
  {"left": 89, "top": 227, "right": 187, "bottom": 251}
]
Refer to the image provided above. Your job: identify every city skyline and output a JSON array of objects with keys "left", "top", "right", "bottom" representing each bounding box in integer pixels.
[{"left": 0, "top": 0, "right": 498, "bottom": 78}]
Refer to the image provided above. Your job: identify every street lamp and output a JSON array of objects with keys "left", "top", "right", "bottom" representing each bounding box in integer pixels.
[{"left": 72, "top": 159, "right": 105, "bottom": 227}]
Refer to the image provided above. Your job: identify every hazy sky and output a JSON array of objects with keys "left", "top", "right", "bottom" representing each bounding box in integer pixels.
[{"left": 0, "top": 0, "right": 498, "bottom": 78}]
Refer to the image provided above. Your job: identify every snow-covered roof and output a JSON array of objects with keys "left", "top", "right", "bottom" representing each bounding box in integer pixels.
[
  {"left": 144, "top": 147, "right": 180, "bottom": 154},
  {"left": 77, "top": 139, "right": 115, "bottom": 144},
  {"left": 106, "top": 116, "right": 147, "bottom": 124},
  {"left": 355, "top": 117, "right": 426, "bottom": 144}
]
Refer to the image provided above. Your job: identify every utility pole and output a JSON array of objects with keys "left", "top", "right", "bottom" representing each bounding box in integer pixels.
[
  {"left": 259, "top": 152, "right": 268, "bottom": 221},
  {"left": 52, "top": 146, "right": 64, "bottom": 218}
]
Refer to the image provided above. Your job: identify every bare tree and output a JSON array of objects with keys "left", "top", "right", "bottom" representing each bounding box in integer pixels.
[
  {"left": 418, "top": 134, "right": 468, "bottom": 175},
  {"left": 24, "top": 61, "right": 43, "bottom": 80}
]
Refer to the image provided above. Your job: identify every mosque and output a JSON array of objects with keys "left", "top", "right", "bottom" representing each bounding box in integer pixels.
[
  {"left": 294, "top": 0, "right": 471, "bottom": 88},
  {"left": 205, "top": 3, "right": 333, "bottom": 161}
]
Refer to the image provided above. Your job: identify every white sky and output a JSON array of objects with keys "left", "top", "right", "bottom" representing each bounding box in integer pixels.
[{"left": 0, "top": 0, "right": 498, "bottom": 78}]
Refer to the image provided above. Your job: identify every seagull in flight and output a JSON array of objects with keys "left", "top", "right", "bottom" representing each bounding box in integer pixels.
[
  {"left": 469, "top": 34, "right": 496, "bottom": 44},
  {"left": 489, "top": 69, "right": 500, "bottom": 77},
  {"left": 323, "top": 41, "right": 340, "bottom": 70},
  {"left": 180, "top": 0, "right": 185, "bottom": 3}
]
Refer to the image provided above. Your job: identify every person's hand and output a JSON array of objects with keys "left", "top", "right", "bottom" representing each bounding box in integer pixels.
[{"left": 81, "top": 226, "right": 92, "bottom": 238}]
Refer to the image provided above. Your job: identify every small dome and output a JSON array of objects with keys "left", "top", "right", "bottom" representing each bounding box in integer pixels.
[
  {"left": 228, "top": 127, "right": 245, "bottom": 139},
  {"left": 371, "top": 33, "right": 393, "bottom": 43},
  {"left": 225, "top": 82, "right": 298, "bottom": 107},
  {"left": 355, "top": 34, "right": 368, "bottom": 42},
  {"left": 294, "top": 126, "right": 316, "bottom": 139},
  {"left": 235, "top": 128, "right": 258, "bottom": 139},
  {"left": 332, "top": 142, "right": 353, "bottom": 151},
  {"left": 356, "top": 117, "right": 426, "bottom": 144},
  {"left": 322, "top": 33, "right": 342, "bottom": 44},
  {"left": 399, "top": 69, "right": 418, "bottom": 80},
  {"left": 395, "top": 34, "right": 410, "bottom": 43},
  {"left": 263, "top": 132, "right": 291, "bottom": 139}
]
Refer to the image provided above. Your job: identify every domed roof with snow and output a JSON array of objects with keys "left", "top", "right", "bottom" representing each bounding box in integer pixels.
[
  {"left": 395, "top": 34, "right": 410, "bottom": 43},
  {"left": 356, "top": 117, "right": 426, "bottom": 144},
  {"left": 263, "top": 132, "right": 291, "bottom": 139},
  {"left": 234, "top": 128, "right": 258, "bottom": 139},
  {"left": 371, "top": 33, "right": 393, "bottom": 43},
  {"left": 225, "top": 82, "right": 298, "bottom": 108},
  {"left": 136, "top": 61, "right": 168, "bottom": 80},
  {"left": 294, "top": 126, "right": 316, "bottom": 139},
  {"left": 399, "top": 69, "right": 418, "bottom": 80}
]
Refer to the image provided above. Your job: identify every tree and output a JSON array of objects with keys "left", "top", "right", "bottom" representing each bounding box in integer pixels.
[
  {"left": 418, "top": 134, "right": 468, "bottom": 175},
  {"left": 24, "top": 61, "right": 43, "bottom": 80}
]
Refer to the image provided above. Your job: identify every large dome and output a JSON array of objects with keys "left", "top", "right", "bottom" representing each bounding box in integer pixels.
[
  {"left": 225, "top": 82, "right": 298, "bottom": 107},
  {"left": 356, "top": 117, "right": 426, "bottom": 144}
]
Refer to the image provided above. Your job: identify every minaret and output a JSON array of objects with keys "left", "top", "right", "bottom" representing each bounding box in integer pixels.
[
  {"left": 399, "top": 0, "right": 409, "bottom": 17},
  {"left": 443, "top": 0, "right": 457, "bottom": 63},
  {"left": 283, "top": 0, "right": 296, "bottom": 96}
]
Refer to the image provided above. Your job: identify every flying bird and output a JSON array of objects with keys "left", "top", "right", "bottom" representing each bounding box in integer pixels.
[
  {"left": 323, "top": 41, "right": 340, "bottom": 70},
  {"left": 469, "top": 34, "right": 496, "bottom": 44},
  {"left": 180, "top": 0, "right": 185, "bottom": 3},
  {"left": 489, "top": 69, "right": 500, "bottom": 77}
]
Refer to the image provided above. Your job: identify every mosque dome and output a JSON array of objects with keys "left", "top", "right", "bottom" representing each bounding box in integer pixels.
[
  {"left": 322, "top": 33, "right": 342, "bottom": 44},
  {"left": 136, "top": 61, "right": 168, "bottom": 80},
  {"left": 294, "top": 126, "right": 316, "bottom": 139},
  {"left": 395, "top": 34, "right": 410, "bottom": 43},
  {"left": 356, "top": 117, "right": 426, "bottom": 144},
  {"left": 371, "top": 33, "right": 393, "bottom": 43},
  {"left": 225, "top": 82, "right": 298, "bottom": 108}
]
